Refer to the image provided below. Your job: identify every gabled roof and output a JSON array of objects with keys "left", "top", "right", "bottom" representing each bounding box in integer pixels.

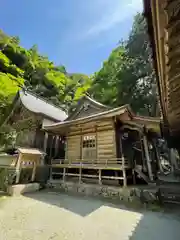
[
  {"left": 2, "top": 90, "right": 68, "bottom": 125},
  {"left": 66, "top": 94, "right": 111, "bottom": 121},
  {"left": 84, "top": 95, "right": 110, "bottom": 109},
  {"left": 43, "top": 104, "right": 133, "bottom": 133}
]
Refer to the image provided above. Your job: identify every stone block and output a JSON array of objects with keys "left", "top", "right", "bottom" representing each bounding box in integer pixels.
[{"left": 8, "top": 183, "right": 40, "bottom": 196}]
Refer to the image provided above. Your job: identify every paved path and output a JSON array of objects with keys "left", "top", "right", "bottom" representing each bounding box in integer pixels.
[{"left": 0, "top": 190, "right": 180, "bottom": 240}]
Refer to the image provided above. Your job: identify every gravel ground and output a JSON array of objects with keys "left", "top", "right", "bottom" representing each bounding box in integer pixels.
[{"left": 0, "top": 190, "right": 180, "bottom": 240}]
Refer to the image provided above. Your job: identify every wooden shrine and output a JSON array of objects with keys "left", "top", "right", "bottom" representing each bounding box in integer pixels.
[
  {"left": 44, "top": 95, "right": 161, "bottom": 186},
  {"left": 1, "top": 89, "right": 67, "bottom": 154},
  {"left": 0, "top": 148, "right": 45, "bottom": 185}
]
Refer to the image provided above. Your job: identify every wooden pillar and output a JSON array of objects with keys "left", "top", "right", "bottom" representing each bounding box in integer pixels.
[
  {"left": 132, "top": 169, "right": 136, "bottom": 185},
  {"left": 152, "top": 139, "right": 163, "bottom": 172},
  {"left": 65, "top": 136, "right": 68, "bottom": 160},
  {"left": 79, "top": 163, "right": 82, "bottom": 183},
  {"left": 54, "top": 135, "right": 59, "bottom": 157},
  {"left": 122, "top": 156, "right": 127, "bottom": 187},
  {"left": 63, "top": 167, "right": 66, "bottom": 182},
  {"left": 95, "top": 125, "right": 98, "bottom": 163},
  {"left": 139, "top": 132, "right": 146, "bottom": 171},
  {"left": 98, "top": 169, "right": 102, "bottom": 185},
  {"left": 15, "top": 153, "right": 22, "bottom": 184},
  {"left": 43, "top": 132, "right": 48, "bottom": 153},
  {"left": 48, "top": 155, "right": 54, "bottom": 181},
  {"left": 49, "top": 135, "right": 54, "bottom": 159},
  {"left": 143, "top": 135, "right": 153, "bottom": 181},
  {"left": 80, "top": 128, "right": 82, "bottom": 161},
  {"left": 49, "top": 135, "right": 54, "bottom": 181},
  {"left": 119, "top": 135, "right": 127, "bottom": 187},
  {"left": 31, "top": 161, "right": 37, "bottom": 182}
]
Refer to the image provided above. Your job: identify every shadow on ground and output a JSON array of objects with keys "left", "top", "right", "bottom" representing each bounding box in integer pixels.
[
  {"left": 25, "top": 189, "right": 113, "bottom": 217},
  {"left": 24, "top": 190, "right": 180, "bottom": 240}
]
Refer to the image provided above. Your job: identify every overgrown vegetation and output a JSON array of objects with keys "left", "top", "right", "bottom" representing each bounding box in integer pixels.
[{"left": 0, "top": 13, "right": 158, "bottom": 147}]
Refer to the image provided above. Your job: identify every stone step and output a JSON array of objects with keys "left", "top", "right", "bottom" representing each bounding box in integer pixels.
[
  {"left": 157, "top": 187, "right": 180, "bottom": 205},
  {"left": 7, "top": 183, "right": 40, "bottom": 196}
]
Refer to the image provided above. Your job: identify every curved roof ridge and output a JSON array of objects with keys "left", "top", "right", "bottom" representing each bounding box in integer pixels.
[
  {"left": 21, "top": 89, "right": 67, "bottom": 111},
  {"left": 84, "top": 94, "right": 111, "bottom": 109},
  {"left": 19, "top": 90, "right": 68, "bottom": 121}
]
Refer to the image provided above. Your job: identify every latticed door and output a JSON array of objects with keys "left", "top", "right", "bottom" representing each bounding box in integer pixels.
[{"left": 82, "top": 135, "right": 96, "bottom": 162}]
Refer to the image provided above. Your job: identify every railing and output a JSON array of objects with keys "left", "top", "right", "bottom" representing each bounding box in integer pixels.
[
  {"left": 51, "top": 158, "right": 129, "bottom": 167},
  {"left": 50, "top": 157, "right": 131, "bottom": 186}
]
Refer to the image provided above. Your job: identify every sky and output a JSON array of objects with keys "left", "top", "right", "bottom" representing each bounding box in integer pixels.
[{"left": 0, "top": 0, "right": 143, "bottom": 75}]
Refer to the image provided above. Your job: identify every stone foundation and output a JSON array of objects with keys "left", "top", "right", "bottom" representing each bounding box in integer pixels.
[
  {"left": 8, "top": 183, "right": 40, "bottom": 196},
  {"left": 48, "top": 181, "right": 158, "bottom": 204}
]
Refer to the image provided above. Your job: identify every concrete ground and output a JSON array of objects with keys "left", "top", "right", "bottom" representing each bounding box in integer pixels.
[{"left": 0, "top": 190, "right": 180, "bottom": 240}]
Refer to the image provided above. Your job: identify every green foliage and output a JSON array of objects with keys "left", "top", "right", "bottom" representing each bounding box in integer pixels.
[
  {"left": 0, "top": 30, "right": 90, "bottom": 117},
  {"left": 0, "top": 12, "right": 158, "bottom": 149},
  {"left": 0, "top": 30, "right": 91, "bottom": 147},
  {"left": 0, "top": 125, "right": 16, "bottom": 149},
  {"left": 91, "top": 13, "right": 158, "bottom": 116}
]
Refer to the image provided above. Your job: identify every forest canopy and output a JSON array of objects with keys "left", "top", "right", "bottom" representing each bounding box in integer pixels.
[{"left": 0, "top": 13, "right": 158, "bottom": 122}]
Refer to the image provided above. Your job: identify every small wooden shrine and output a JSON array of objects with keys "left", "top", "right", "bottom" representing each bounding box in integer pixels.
[
  {"left": 44, "top": 95, "right": 161, "bottom": 186},
  {"left": 0, "top": 148, "right": 45, "bottom": 186}
]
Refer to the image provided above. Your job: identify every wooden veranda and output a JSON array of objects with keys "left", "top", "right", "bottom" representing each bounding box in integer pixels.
[{"left": 51, "top": 158, "right": 131, "bottom": 186}]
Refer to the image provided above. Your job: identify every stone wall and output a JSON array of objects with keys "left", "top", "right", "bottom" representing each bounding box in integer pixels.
[{"left": 48, "top": 181, "right": 158, "bottom": 204}]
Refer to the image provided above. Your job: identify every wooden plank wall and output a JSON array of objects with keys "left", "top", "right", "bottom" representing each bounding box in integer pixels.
[
  {"left": 65, "top": 118, "right": 117, "bottom": 162},
  {"left": 97, "top": 129, "right": 116, "bottom": 160},
  {"left": 65, "top": 135, "right": 81, "bottom": 161}
]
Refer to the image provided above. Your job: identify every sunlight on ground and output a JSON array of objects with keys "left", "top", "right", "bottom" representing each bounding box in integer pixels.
[
  {"left": 0, "top": 192, "right": 180, "bottom": 240},
  {"left": 85, "top": 205, "right": 143, "bottom": 239}
]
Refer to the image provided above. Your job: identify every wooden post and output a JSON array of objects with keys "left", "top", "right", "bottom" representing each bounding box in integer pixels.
[
  {"left": 31, "top": 161, "right": 37, "bottom": 182},
  {"left": 63, "top": 167, "right": 66, "bottom": 182},
  {"left": 54, "top": 136, "right": 59, "bottom": 157},
  {"left": 139, "top": 132, "right": 145, "bottom": 171},
  {"left": 98, "top": 169, "right": 102, "bottom": 185},
  {"left": 80, "top": 128, "right": 83, "bottom": 161},
  {"left": 143, "top": 135, "right": 153, "bottom": 181},
  {"left": 79, "top": 163, "right": 82, "bottom": 183},
  {"left": 49, "top": 157, "right": 53, "bottom": 181},
  {"left": 119, "top": 135, "right": 127, "bottom": 187},
  {"left": 122, "top": 156, "right": 127, "bottom": 187},
  {"left": 95, "top": 125, "right": 98, "bottom": 161},
  {"left": 43, "top": 132, "right": 48, "bottom": 153},
  {"left": 151, "top": 139, "right": 162, "bottom": 176},
  {"left": 15, "top": 153, "right": 22, "bottom": 184},
  {"left": 132, "top": 169, "right": 136, "bottom": 185}
]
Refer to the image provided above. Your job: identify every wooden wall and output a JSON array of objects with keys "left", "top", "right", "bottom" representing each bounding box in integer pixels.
[
  {"left": 65, "top": 135, "right": 81, "bottom": 161},
  {"left": 65, "top": 118, "right": 117, "bottom": 162},
  {"left": 97, "top": 129, "right": 116, "bottom": 160}
]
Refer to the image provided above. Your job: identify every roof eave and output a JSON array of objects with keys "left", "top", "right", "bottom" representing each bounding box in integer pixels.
[
  {"left": 143, "top": 0, "right": 167, "bottom": 123},
  {"left": 43, "top": 105, "right": 129, "bottom": 132}
]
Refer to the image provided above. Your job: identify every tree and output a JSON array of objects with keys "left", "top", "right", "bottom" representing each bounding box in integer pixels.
[
  {"left": 91, "top": 13, "right": 158, "bottom": 116},
  {"left": 123, "top": 13, "right": 158, "bottom": 116},
  {"left": 0, "top": 30, "right": 91, "bottom": 147},
  {"left": 0, "top": 30, "right": 91, "bottom": 115}
]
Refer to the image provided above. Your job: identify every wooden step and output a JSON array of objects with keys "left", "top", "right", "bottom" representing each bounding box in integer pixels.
[{"left": 134, "top": 167, "right": 151, "bottom": 184}]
